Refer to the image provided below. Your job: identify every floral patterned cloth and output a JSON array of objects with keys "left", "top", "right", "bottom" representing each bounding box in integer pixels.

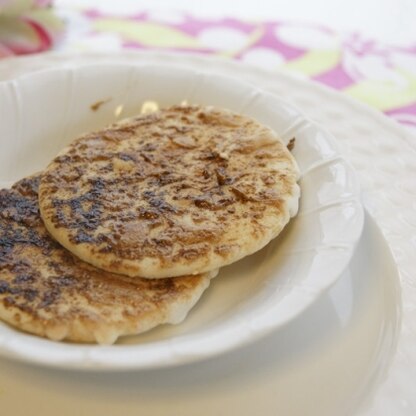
[
  {"left": 0, "top": 0, "right": 63, "bottom": 57},
  {"left": 2, "top": 3, "right": 416, "bottom": 132}
]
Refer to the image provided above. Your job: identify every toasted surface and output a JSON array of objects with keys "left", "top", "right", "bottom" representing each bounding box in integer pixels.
[
  {"left": 0, "top": 175, "right": 214, "bottom": 344},
  {"left": 39, "top": 105, "right": 300, "bottom": 278}
]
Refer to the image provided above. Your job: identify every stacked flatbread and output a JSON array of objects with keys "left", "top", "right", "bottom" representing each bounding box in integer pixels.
[{"left": 0, "top": 105, "right": 300, "bottom": 344}]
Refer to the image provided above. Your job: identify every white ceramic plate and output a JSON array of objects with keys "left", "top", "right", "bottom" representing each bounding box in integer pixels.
[{"left": 0, "top": 62, "right": 364, "bottom": 370}]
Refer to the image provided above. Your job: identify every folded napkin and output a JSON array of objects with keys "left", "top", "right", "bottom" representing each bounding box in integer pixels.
[{"left": 0, "top": 0, "right": 63, "bottom": 57}]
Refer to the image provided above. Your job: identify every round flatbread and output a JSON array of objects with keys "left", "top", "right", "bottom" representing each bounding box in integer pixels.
[
  {"left": 39, "top": 105, "right": 300, "bottom": 278},
  {"left": 0, "top": 176, "right": 215, "bottom": 344}
]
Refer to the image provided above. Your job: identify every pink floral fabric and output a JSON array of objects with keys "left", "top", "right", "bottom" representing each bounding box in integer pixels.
[{"left": 2, "top": 4, "right": 416, "bottom": 131}]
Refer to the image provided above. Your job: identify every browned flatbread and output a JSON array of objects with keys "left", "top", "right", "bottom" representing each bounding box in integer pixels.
[
  {"left": 0, "top": 176, "right": 215, "bottom": 344},
  {"left": 38, "top": 105, "right": 300, "bottom": 278}
]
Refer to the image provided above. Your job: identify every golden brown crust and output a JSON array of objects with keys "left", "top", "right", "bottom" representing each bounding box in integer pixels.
[
  {"left": 39, "top": 105, "right": 300, "bottom": 278},
  {"left": 0, "top": 175, "right": 213, "bottom": 344}
]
